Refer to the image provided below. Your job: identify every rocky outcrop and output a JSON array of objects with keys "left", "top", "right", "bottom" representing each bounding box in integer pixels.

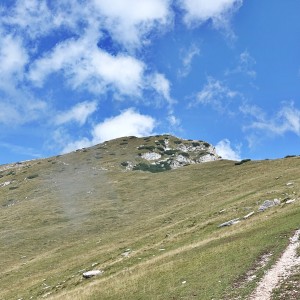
[{"left": 126, "top": 136, "right": 220, "bottom": 172}]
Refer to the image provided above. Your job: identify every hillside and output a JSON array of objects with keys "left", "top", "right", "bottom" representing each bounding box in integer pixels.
[{"left": 0, "top": 135, "right": 299, "bottom": 299}]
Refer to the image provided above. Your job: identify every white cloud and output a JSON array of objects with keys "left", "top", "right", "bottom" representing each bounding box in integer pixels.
[
  {"left": 93, "top": 0, "right": 172, "bottom": 49},
  {"left": 241, "top": 102, "right": 300, "bottom": 149},
  {"left": 0, "top": 34, "right": 28, "bottom": 77},
  {"left": 0, "top": 98, "right": 48, "bottom": 126},
  {"left": 2, "top": 0, "right": 172, "bottom": 50},
  {"left": 59, "top": 108, "right": 156, "bottom": 153},
  {"left": 1, "top": 0, "right": 54, "bottom": 38},
  {"left": 0, "top": 33, "right": 28, "bottom": 95},
  {"left": 150, "top": 73, "right": 174, "bottom": 105},
  {"left": 190, "top": 77, "right": 239, "bottom": 112},
  {"left": 29, "top": 34, "right": 145, "bottom": 96},
  {"left": 178, "top": 44, "right": 200, "bottom": 77},
  {"left": 178, "top": 0, "right": 242, "bottom": 38},
  {"left": 226, "top": 50, "right": 256, "bottom": 78},
  {"left": 215, "top": 139, "right": 241, "bottom": 160},
  {"left": 55, "top": 101, "right": 97, "bottom": 126},
  {"left": 92, "top": 108, "right": 156, "bottom": 143},
  {"left": 1, "top": 0, "right": 91, "bottom": 39},
  {"left": 248, "top": 103, "right": 300, "bottom": 136},
  {"left": 60, "top": 138, "right": 93, "bottom": 154}
]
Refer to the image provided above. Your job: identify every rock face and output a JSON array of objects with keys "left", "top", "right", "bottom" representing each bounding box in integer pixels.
[{"left": 124, "top": 135, "right": 220, "bottom": 173}]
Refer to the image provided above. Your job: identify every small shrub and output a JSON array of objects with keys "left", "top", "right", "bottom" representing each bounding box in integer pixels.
[
  {"left": 158, "top": 139, "right": 165, "bottom": 144},
  {"left": 284, "top": 155, "right": 297, "bottom": 158},
  {"left": 9, "top": 186, "right": 19, "bottom": 190},
  {"left": 174, "top": 140, "right": 182, "bottom": 144},
  {"left": 129, "top": 136, "right": 136, "bottom": 139},
  {"left": 192, "top": 142, "right": 200, "bottom": 147},
  {"left": 6, "top": 171, "right": 15, "bottom": 176},
  {"left": 120, "top": 142, "right": 128, "bottom": 145},
  {"left": 156, "top": 146, "right": 165, "bottom": 152},
  {"left": 203, "top": 142, "right": 210, "bottom": 147},
  {"left": 235, "top": 159, "right": 251, "bottom": 165},
  {"left": 27, "top": 174, "right": 39, "bottom": 179},
  {"left": 138, "top": 145, "right": 155, "bottom": 151},
  {"left": 180, "top": 152, "right": 190, "bottom": 157},
  {"left": 133, "top": 162, "right": 171, "bottom": 173},
  {"left": 121, "top": 161, "right": 129, "bottom": 167},
  {"left": 164, "top": 149, "right": 178, "bottom": 155}
]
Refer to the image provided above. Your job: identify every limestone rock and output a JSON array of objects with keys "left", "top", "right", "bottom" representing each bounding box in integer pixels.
[
  {"left": 82, "top": 270, "right": 103, "bottom": 278},
  {"left": 258, "top": 199, "right": 280, "bottom": 211},
  {"left": 218, "top": 218, "right": 240, "bottom": 228}
]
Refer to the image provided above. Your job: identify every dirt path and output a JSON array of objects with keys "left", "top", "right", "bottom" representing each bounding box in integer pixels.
[{"left": 249, "top": 229, "right": 300, "bottom": 300}]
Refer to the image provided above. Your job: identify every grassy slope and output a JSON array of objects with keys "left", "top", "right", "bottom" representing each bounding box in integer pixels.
[{"left": 0, "top": 137, "right": 299, "bottom": 299}]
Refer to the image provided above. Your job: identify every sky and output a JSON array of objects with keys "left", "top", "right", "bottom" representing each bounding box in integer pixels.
[{"left": 1, "top": 0, "right": 300, "bottom": 164}]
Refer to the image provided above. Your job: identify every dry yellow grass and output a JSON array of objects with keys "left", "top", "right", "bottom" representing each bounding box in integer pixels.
[{"left": 0, "top": 136, "right": 299, "bottom": 299}]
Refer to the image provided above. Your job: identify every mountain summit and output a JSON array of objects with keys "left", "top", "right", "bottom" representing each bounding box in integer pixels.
[{"left": 76, "top": 134, "right": 220, "bottom": 173}]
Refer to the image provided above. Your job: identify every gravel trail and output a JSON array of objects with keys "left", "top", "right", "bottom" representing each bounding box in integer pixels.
[{"left": 249, "top": 229, "right": 300, "bottom": 300}]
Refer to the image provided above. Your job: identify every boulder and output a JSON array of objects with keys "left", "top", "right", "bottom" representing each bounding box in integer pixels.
[
  {"left": 218, "top": 218, "right": 240, "bottom": 228},
  {"left": 258, "top": 199, "right": 280, "bottom": 211},
  {"left": 82, "top": 270, "right": 103, "bottom": 278}
]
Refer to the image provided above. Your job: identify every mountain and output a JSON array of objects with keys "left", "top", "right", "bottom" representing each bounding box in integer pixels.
[{"left": 0, "top": 135, "right": 299, "bottom": 299}]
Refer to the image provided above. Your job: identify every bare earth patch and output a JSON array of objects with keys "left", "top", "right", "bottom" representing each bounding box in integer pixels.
[{"left": 249, "top": 229, "right": 300, "bottom": 300}]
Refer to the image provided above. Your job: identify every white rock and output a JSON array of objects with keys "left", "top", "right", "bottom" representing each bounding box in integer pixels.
[
  {"left": 141, "top": 152, "right": 161, "bottom": 161},
  {"left": 286, "top": 199, "right": 296, "bottom": 204},
  {"left": 258, "top": 199, "right": 281, "bottom": 211},
  {"left": 218, "top": 218, "right": 240, "bottom": 228},
  {"left": 82, "top": 270, "right": 103, "bottom": 278},
  {"left": 243, "top": 211, "right": 255, "bottom": 219},
  {"left": 0, "top": 181, "right": 11, "bottom": 188},
  {"left": 198, "top": 154, "right": 218, "bottom": 163}
]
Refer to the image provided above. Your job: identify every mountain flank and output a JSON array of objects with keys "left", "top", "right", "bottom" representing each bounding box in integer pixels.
[{"left": 0, "top": 136, "right": 299, "bottom": 299}]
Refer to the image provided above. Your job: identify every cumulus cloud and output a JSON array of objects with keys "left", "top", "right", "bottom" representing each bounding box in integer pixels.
[
  {"left": 215, "top": 138, "right": 241, "bottom": 160},
  {"left": 190, "top": 77, "right": 239, "bottom": 112},
  {"left": 93, "top": 0, "right": 172, "bottom": 49},
  {"left": 92, "top": 108, "right": 156, "bottom": 143},
  {"left": 29, "top": 33, "right": 145, "bottom": 96},
  {"left": 55, "top": 101, "right": 97, "bottom": 126},
  {"left": 178, "top": 0, "right": 242, "bottom": 38},
  {"left": 1, "top": 0, "right": 93, "bottom": 39},
  {"left": 60, "top": 108, "right": 156, "bottom": 153}
]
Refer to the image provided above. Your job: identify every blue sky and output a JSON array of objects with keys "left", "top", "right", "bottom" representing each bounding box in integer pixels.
[{"left": 1, "top": 0, "right": 300, "bottom": 164}]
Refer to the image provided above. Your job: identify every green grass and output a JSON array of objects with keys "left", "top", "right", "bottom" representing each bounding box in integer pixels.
[{"left": 0, "top": 136, "right": 299, "bottom": 299}]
